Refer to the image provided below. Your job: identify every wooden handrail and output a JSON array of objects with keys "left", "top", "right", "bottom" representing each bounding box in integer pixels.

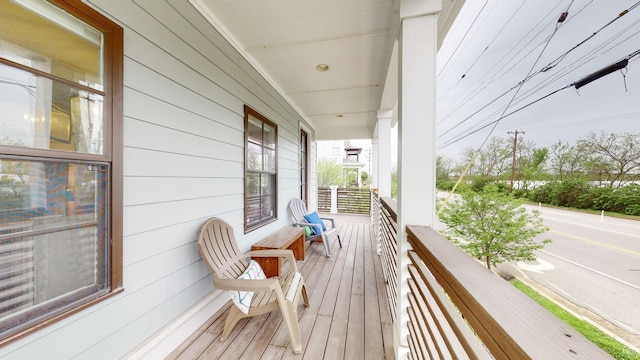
[
  {"left": 379, "top": 197, "right": 397, "bottom": 222},
  {"left": 406, "top": 225, "right": 611, "bottom": 359}
]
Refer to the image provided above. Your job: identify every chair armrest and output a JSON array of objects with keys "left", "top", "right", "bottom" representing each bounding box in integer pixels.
[
  {"left": 248, "top": 249, "right": 299, "bottom": 273},
  {"left": 214, "top": 277, "right": 278, "bottom": 292},
  {"left": 293, "top": 222, "right": 324, "bottom": 234},
  {"left": 320, "top": 217, "right": 336, "bottom": 228}
]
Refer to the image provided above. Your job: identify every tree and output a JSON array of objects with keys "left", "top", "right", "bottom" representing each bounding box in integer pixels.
[
  {"left": 437, "top": 186, "right": 550, "bottom": 270},
  {"left": 360, "top": 171, "right": 369, "bottom": 186},
  {"left": 436, "top": 155, "right": 454, "bottom": 183},
  {"left": 517, "top": 147, "right": 549, "bottom": 191},
  {"left": 462, "top": 136, "right": 516, "bottom": 179},
  {"left": 548, "top": 141, "right": 585, "bottom": 180},
  {"left": 317, "top": 159, "right": 344, "bottom": 187},
  {"left": 577, "top": 132, "right": 640, "bottom": 187}
]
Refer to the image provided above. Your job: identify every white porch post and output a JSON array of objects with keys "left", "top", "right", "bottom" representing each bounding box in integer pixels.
[
  {"left": 377, "top": 110, "right": 392, "bottom": 198},
  {"left": 371, "top": 136, "right": 379, "bottom": 191},
  {"left": 329, "top": 185, "right": 339, "bottom": 214},
  {"left": 395, "top": 1, "right": 440, "bottom": 358}
]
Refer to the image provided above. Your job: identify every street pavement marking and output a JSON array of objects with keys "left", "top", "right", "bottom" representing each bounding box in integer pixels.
[
  {"left": 542, "top": 217, "right": 640, "bottom": 239},
  {"left": 550, "top": 229, "right": 640, "bottom": 257},
  {"left": 540, "top": 250, "right": 640, "bottom": 291},
  {"left": 517, "top": 258, "right": 554, "bottom": 274}
]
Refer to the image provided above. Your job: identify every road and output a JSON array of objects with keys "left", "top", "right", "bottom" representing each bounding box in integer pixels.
[{"left": 499, "top": 206, "right": 640, "bottom": 348}]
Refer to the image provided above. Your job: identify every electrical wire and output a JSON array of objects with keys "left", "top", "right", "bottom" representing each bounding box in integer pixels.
[
  {"left": 439, "top": 3, "right": 564, "bottom": 119},
  {"left": 439, "top": 1, "right": 639, "bottom": 123},
  {"left": 438, "top": 1, "right": 524, "bottom": 102},
  {"left": 465, "top": 2, "right": 570, "bottom": 151},
  {"left": 439, "top": 48, "right": 640, "bottom": 150},
  {"left": 438, "top": 0, "right": 489, "bottom": 79},
  {"left": 439, "top": 1, "right": 640, "bottom": 139},
  {"left": 438, "top": 85, "right": 572, "bottom": 149}
]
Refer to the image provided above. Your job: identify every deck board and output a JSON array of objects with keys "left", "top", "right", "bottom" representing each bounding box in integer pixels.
[{"left": 166, "top": 216, "right": 394, "bottom": 359}]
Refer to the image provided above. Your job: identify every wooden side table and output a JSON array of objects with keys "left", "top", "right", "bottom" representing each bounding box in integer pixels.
[{"left": 251, "top": 227, "right": 305, "bottom": 277}]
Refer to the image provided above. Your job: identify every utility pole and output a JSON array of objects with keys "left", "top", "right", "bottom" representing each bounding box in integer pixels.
[{"left": 508, "top": 130, "right": 524, "bottom": 193}]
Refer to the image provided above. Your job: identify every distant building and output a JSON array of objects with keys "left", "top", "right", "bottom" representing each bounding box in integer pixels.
[{"left": 317, "top": 140, "right": 368, "bottom": 187}]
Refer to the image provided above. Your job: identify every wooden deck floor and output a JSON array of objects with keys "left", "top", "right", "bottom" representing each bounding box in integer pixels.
[{"left": 166, "top": 215, "right": 394, "bottom": 360}]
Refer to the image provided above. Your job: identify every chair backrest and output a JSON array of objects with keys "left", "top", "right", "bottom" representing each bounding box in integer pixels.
[
  {"left": 289, "top": 198, "right": 308, "bottom": 223},
  {"left": 197, "top": 217, "right": 248, "bottom": 280}
]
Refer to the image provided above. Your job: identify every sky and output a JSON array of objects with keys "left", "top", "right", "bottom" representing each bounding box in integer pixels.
[{"left": 436, "top": 0, "right": 640, "bottom": 159}]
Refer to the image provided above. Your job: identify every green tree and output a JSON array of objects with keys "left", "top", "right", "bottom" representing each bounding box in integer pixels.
[
  {"left": 391, "top": 169, "right": 397, "bottom": 199},
  {"left": 360, "top": 171, "right": 369, "bottom": 186},
  {"left": 317, "top": 159, "right": 344, "bottom": 187},
  {"left": 549, "top": 141, "right": 585, "bottom": 180},
  {"left": 463, "top": 136, "right": 512, "bottom": 179},
  {"left": 517, "top": 147, "right": 549, "bottom": 191},
  {"left": 438, "top": 186, "right": 550, "bottom": 269},
  {"left": 577, "top": 132, "right": 640, "bottom": 187}
]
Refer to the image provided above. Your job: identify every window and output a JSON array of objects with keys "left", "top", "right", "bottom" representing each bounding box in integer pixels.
[
  {"left": 300, "top": 129, "right": 308, "bottom": 205},
  {"left": 0, "top": 0, "right": 122, "bottom": 344},
  {"left": 244, "top": 106, "right": 277, "bottom": 231}
]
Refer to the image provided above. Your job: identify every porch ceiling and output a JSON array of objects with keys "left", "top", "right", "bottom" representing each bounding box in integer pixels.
[{"left": 191, "top": 0, "right": 464, "bottom": 140}]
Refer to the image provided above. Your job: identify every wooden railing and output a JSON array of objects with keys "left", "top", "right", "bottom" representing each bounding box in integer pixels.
[
  {"left": 317, "top": 188, "right": 330, "bottom": 212},
  {"left": 317, "top": 187, "right": 371, "bottom": 215},
  {"left": 372, "top": 194, "right": 610, "bottom": 359},
  {"left": 337, "top": 187, "right": 370, "bottom": 214},
  {"left": 374, "top": 194, "right": 398, "bottom": 324}
]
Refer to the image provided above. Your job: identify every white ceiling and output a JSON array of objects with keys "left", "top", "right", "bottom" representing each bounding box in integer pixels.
[{"left": 192, "top": 0, "right": 464, "bottom": 140}]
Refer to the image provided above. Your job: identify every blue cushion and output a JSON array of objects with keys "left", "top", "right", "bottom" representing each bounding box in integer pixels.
[{"left": 303, "top": 211, "right": 326, "bottom": 235}]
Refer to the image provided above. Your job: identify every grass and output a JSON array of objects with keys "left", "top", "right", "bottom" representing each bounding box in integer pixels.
[{"left": 510, "top": 279, "right": 640, "bottom": 360}]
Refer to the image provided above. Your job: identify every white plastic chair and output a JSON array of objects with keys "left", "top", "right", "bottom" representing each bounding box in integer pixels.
[
  {"left": 196, "top": 217, "right": 309, "bottom": 353},
  {"left": 288, "top": 198, "right": 342, "bottom": 257}
]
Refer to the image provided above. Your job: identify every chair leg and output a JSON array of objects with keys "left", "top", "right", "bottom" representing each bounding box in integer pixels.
[
  {"left": 280, "top": 301, "right": 303, "bottom": 354},
  {"left": 321, "top": 233, "right": 331, "bottom": 257},
  {"left": 302, "top": 285, "right": 310, "bottom": 307},
  {"left": 221, "top": 306, "right": 245, "bottom": 341},
  {"left": 337, "top": 234, "right": 342, "bottom": 248}
]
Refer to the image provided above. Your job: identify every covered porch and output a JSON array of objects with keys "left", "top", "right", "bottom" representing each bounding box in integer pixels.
[
  {"left": 166, "top": 214, "right": 394, "bottom": 359},
  {"left": 165, "top": 202, "right": 610, "bottom": 359}
]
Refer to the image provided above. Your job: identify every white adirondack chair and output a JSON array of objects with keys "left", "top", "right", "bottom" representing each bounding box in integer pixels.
[
  {"left": 196, "top": 217, "right": 309, "bottom": 353},
  {"left": 288, "top": 198, "right": 342, "bottom": 257}
]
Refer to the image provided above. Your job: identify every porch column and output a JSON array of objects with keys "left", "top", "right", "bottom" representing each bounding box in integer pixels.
[
  {"left": 371, "top": 136, "right": 379, "bottom": 191},
  {"left": 376, "top": 110, "right": 392, "bottom": 198},
  {"left": 396, "top": 1, "right": 440, "bottom": 358},
  {"left": 329, "top": 185, "right": 338, "bottom": 214}
]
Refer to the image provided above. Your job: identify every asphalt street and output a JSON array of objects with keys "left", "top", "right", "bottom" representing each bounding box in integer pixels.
[{"left": 504, "top": 206, "right": 639, "bottom": 348}]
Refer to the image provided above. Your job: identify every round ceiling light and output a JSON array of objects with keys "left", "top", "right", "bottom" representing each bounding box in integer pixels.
[{"left": 315, "top": 64, "right": 330, "bottom": 72}]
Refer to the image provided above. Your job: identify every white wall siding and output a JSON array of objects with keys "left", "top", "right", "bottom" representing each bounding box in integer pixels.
[{"left": 0, "top": 0, "right": 316, "bottom": 359}]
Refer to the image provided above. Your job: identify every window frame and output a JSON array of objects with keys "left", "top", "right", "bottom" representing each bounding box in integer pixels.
[
  {"left": 244, "top": 105, "right": 278, "bottom": 232},
  {"left": 0, "top": 0, "right": 123, "bottom": 345},
  {"left": 300, "top": 129, "right": 308, "bottom": 205}
]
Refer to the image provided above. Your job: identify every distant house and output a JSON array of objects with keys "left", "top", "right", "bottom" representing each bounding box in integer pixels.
[{"left": 318, "top": 141, "right": 368, "bottom": 187}]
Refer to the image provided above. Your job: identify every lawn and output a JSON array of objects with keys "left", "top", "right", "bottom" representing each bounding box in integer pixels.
[{"left": 510, "top": 279, "right": 640, "bottom": 360}]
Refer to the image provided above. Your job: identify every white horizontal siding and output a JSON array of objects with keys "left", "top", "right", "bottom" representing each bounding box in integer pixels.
[{"left": 0, "top": 0, "right": 315, "bottom": 359}]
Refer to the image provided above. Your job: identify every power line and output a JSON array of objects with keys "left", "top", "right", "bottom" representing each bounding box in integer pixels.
[
  {"left": 439, "top": 48, "right": 640, "bottom": 150},
  {"left": 439, "top": 1, "right": 640, "bottom": 128},
  {"left": 438, "top": 0, "right": 489, "bottom": 79},
  {"left": 438, "top": 1, "right": 526, "bottom": 102},
  {"left": 438, "top": 84, "right": 572, "bottom": 149},
  {"left": 471, "top": 3, "right": 571, "bottom": 152},
  {"left": 439, "top": 2, "right": 564, "bottom": 119},
  {"left": 539, "top": 0, "right": 640, "bottom": 74}
]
